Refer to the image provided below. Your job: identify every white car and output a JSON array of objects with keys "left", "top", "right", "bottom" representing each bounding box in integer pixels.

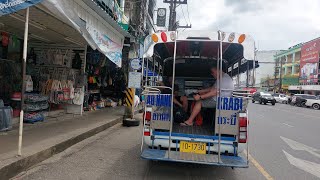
[
  {"left": 273, "top": 94, "right": 289, "bottom": 104},
  {"left": 305, "top": 99, "right": 320, "bottom": 110}
]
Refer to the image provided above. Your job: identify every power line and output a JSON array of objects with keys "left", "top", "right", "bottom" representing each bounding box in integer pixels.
[
  {"left": 186, "top": 3, "right": 191, "bottom": 24},
  {"left": 180, "top": 5, "right": 188, "bottom": 25}
]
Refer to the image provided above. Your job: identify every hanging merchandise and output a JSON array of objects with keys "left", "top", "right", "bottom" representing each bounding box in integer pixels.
[
  {"left": 75, "top": 74, "right": 87, "bottom": 87},
  {"left": 25, "top": 75, "right": 34, "bottom": 92},
  {"left": 27, "top": 48, "right": 37, "bottom": 64},
  {"left": 54, "top": 81, "right": 64, "bottom": 103},
  {"left": 72, "top": 51, "right": 82, "bottom": 69},
  {"left": 63, "top": 49, "right": 72, "bottom": 67},
  {"left": 11, "top": 35, "right": 18, "bottom": 48},
  {"left": 73, "top": 88, "right": 84, "bottom": 105},
  {"left": 54, "top": 49, "right": 64, "bottom": 66},
  {"left": 46, "top": 49, "right": 55, "bottom": 65},
  {"left": 1, "top": 32, "right": 9, "bottom": 47},
  {"left": 69, "top": 80, "right": 75, "bottom": 99}
]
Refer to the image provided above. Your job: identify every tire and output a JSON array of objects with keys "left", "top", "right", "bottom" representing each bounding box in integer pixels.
[
  {"left": 312, "top": 103, "right": 320, "bottom": 110},
  {"left": 264, "top": 102, "right": 267, "bottom": 105},
  {"left": 123, "top": 118, "right": 140, "bottom": 127},
  {"left": 283, "top": 101, "right": 288, "bottom": 104},
  {"left": 259, "top": 100, "right": 262, "bottom": 104},
  {"left": 252, "top": 100, "right": 255, "bottom": 103},
  {"left": 272, "top": 102, "right": 275, "bottom": 106}
]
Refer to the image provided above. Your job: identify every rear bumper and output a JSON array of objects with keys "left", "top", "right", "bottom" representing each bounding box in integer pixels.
[
  {"left": 141, "top": 149, "right": 249, "bottom": 168},
  {"left": 144, "top": 133, "right": 246, "bottom": 155}
]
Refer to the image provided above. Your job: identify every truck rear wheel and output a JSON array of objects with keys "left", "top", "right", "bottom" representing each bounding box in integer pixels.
[{"left": 123, "top": 118, "right": 140, "bottom": 127}]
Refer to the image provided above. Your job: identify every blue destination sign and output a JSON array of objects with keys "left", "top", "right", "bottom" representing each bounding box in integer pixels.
[{"left": 217, "top": 97, "right": 243, "bottom": 111}]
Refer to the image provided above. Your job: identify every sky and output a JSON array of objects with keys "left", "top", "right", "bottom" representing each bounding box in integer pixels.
[{"left": 157, "top": 0, "right": 320, "bottom": 51}]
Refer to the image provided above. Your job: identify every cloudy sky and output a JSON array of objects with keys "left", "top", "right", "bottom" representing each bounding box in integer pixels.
[{"left": 157, "top": 0, "right": 320, "bottom": 51}]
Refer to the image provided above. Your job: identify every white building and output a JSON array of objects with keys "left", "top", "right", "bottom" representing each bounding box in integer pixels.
[{"left": 255, "top": 50, "right": 282, "bottom": 86}]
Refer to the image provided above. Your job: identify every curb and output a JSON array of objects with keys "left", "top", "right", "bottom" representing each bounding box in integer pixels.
[{"left": 0, "top": 117, "right": 122, "bottom": 180}]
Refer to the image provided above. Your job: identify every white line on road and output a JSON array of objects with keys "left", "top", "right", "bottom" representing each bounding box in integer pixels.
[
  {"left": 282, "top": 123, "right": 294, "bottom": 128},
  {"left": 281, "top": 136, "right": 320, "bottom": 158},
  {"left": 283, "top": 150, "right": 320, "bottom": 178},
  {"left": 263, "top": 106, "right": 319, "bottom": 119}
]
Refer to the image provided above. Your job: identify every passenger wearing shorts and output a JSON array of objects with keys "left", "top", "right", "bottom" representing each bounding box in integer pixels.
[{"left": 181, "top": 63, "right": 234, "bottom": 126}]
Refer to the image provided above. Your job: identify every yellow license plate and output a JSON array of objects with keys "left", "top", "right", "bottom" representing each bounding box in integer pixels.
[{"left": 180, "top": 141, "right": 206, "bottom": 154}]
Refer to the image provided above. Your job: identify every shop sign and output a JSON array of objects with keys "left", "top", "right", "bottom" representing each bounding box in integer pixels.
[
  {"left": 300, "top": 38, "right": 320, "bottom": 83},
  {"left": 130, "top": 58, "right": 141, "bottom": 70},
  {"left": 87, "top": 25, "right": 123, "bottom": 67},
  {"left": 0, "top": 0, "right": 43, "bottom": 16},
  {"left": 128, "top": 72, "right": 142, "bottom": 88},
  {"left": 282, "top": 77, "right": 299, "bottom": 86}
]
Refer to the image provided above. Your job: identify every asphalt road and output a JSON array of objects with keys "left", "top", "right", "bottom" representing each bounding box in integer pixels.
[{"left": 13, "top": 103, "right": 320, "bottom": 180}]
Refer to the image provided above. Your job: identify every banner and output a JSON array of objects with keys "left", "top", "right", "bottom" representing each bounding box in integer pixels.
[
  {"left": 0, "top": 0, "right": 43, "bottom": 16},
  {"left": 87, "top": 25, "right": 122, "bottom": 67},
  {"left": 300, "top": 38, "right": 320, "bottom": 83}
]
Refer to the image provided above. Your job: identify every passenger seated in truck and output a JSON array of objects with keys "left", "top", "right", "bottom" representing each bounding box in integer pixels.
[
  {"left": 180, "top": 63, "right": 234, "bottom": 126},
  {"left": 158, "top": 77, "right": 188, "bottom": 112}
]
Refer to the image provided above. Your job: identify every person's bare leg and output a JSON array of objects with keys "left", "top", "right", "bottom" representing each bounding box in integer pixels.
[
  {"left": 183, "top": 101, "right": 202, "bottom": 125},
  {"left": 181, "top": 96, "right": 188, "bottom": 112}
]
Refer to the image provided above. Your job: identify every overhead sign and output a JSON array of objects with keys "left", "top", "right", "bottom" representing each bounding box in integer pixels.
[
  {"left": 128, "top": 72, "right": 142, "bottom": 88},
  {"left": 0, "top": 0, "right": 43, "bottom": 16},
  {"left": 156, "top": 8, "right": 166, "bottom": 27},
  {"left": 300, "top": 38, "right": 320, "bottom": 83},
  {"left": 87, "top": 25, "right": 123, "bottom": 67},
  {"left": 130, "top": 58, "right": 141, "bottom": 70}
]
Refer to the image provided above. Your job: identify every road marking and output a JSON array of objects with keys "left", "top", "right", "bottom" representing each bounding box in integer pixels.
[
  {"left": 244, "top": 150, "right": 274, "bottom": 180},
  {"left": 281, "top": 136, "right": 320, "bottom": 158},
  {"left": 263, "top": 106, "right": 319, "bottom": 119},
  {"left": 283, "top": 150, "right": 320, "bottom": 178},
  {"left": 282, "top": 123, "right": 294, "bottom": 128}
]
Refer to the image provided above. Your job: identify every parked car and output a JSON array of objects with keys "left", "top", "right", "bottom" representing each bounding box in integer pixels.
[
  {"left": 291, "top": 94, "right": 317, "bottom": 107},
  {"left": 252, "top": 92, "right": 276, "bottom": 105},
  {"left": 273, "top": 93, "right": 289, "bottom": 104},
  {"left": 305, "top": 97, "right": 320, "bottom": 110}
]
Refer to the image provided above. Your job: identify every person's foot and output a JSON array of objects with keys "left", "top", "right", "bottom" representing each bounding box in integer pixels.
[{"left": 180, "top": 121, "right": 193, "bottom": 126}]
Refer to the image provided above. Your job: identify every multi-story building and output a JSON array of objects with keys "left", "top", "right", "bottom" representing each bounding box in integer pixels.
[
  {"left": 273, "top": 44, "right": 301, "bottom": 92},
  {"left": 274, "top": 38, "right": 320, "bottom": 95}
]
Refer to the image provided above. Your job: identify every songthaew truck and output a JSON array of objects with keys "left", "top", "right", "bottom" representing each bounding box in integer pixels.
[{"left": 140, "top": 30, "right": 258, "bottom": 168}]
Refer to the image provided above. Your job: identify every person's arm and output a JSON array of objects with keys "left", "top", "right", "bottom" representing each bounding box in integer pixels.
[
  {"left": 197, "top": 87, "right": 212, "bottom": 94},
  {"left": 173, "top": 97, "right": 183, "bottom": 107},
  {"left": 194, "top": 88, "right": 217, "bottom": 100}
]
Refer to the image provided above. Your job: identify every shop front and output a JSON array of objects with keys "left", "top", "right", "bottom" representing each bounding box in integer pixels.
[{"left": 0, "top": 0, "right": 129, "bottom": 130}]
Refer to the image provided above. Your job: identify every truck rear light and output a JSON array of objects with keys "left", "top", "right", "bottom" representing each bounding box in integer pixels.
[
  {"left": 239, "top": 116, "right": 248, "bottom": 143},
  {"left": 239, "top": 132, "right": 247, "bottom": 143},
  {"left": 145, "top": 111, "right": 151, "bottom": 121},
  {"left": 144, "top": 131, "right": 150, "bottom": 136},
  {"left": 239, "top": 127, "right": 247, "bottom": 131}
]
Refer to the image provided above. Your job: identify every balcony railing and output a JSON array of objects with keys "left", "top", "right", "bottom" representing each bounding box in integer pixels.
[{"left": 93, "top": 0, "right": 129, "bottom": 31}]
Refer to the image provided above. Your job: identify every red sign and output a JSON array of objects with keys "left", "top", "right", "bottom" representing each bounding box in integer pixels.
[{"left": 300, "top": 38, "right": 320, "bottom": 83}]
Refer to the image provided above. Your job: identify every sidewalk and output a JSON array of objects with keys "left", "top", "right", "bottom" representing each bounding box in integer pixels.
[{"left": 0, "top": 106, "right": 127, "bottom": 179}]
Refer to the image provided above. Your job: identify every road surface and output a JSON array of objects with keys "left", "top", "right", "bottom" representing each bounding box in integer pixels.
[{"left": 14, "top": 103, "right": 320, "bottom": 180}]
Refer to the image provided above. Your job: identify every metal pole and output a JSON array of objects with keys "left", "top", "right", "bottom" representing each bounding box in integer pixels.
[
  {"left": 145, "top": 58, "right": 149, "bottom": 86},
  {"left": 141, "top": 57, "right": 145, "bottom": 87},
  {"left": 168, "top": 31, "right": 177, "bottom": 158},
  {"left": 18, "top": 7, "right": 29, "bottom": 156},
  {"left": 217, "top": 31, "right": 223, "bottom": 163}
]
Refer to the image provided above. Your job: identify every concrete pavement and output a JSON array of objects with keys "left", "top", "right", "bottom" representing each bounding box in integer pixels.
[
  {"left": 0, "top": 107, "right": 125, "bottom": 179},
  {"left": 11, "top": 103, "right": 320, "bottom": 180}
]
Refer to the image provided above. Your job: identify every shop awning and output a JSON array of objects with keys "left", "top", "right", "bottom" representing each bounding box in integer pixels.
[
  {"left": 0, "top": 0, "right": 43, "bottom": 16},
  {"left": 41, "top": 0, "right": 125, "bottom": 67}
]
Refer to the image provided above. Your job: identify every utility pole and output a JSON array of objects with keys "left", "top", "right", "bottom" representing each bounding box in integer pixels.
[{"left": 164, "top": 0, "right": 190, "bottom": 31}]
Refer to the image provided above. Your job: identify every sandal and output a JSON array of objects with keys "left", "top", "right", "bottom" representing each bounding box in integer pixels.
[{"left": 180, "top": 122, "right": 193, "bottom": 126}]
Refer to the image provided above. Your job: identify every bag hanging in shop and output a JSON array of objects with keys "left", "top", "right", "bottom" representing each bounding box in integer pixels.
[
  {"left": 61, "top": 80, "right": 70, "bottom": 101},
  {"left": 27, "top": 48, "right": 37, "bottom": 64},
  {"left": 55, "top": 81, "right": 64, "bottom": 103},
  {"left": 69, "top": 80, "right": 75, "bottom": 99},
  {"left": 37, "top": 50, "right": 46, "bottom": 65},
  {"left": 72, "top": 52, "right": 82, "bottom": 69},
  {"left": 54, "top": 49, "right": 64, "bottom": 66},
  {"left": 73, "top": 88, "right": 84, "bottom": 105},
  {"left": 46, "top": 49, "right": 55, "bottom": 65},
  {"left": 75, "top": 74, "right": 87, "bottom": 87},
  {"left": 1, "top": 32, "right": 9, "bottom": 47},
  {"left": 63, "top": 49, "right": 72, "bottom": 68},
  {"left": 25, "top": 75, "right": 34, "bottom": 92}
]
